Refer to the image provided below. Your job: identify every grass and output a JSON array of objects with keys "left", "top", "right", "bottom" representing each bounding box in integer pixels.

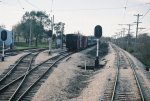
[{"left": 14, "top": 42, "right": 50, "bottom": 50}]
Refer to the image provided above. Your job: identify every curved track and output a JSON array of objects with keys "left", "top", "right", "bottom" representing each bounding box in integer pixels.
[
  {"left": 102, "top": 44, "right": 144, "bottom": 101},
  {"left": 0, "top": 49, "right": 44, "bottom": 101},
  {"left": 0, "top": 50, "right": 72, "bottom": 101}
]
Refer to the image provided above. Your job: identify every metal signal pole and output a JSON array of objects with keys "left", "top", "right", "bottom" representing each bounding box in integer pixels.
[
  {"left": 2, "top": 41, "right": 5, "bottom": 61},
  {"left": 49, "top": 15, "right": 54, "bottom": 55}
]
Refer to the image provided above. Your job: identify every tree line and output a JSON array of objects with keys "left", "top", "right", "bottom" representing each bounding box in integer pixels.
[
  {"left": 13, "top": 11, "right": 65, "bottom": 48},
  {"left": 113, "top": 33, "right": 150, "bottom": 68}
]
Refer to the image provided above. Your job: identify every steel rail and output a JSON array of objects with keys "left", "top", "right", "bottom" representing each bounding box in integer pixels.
[
  {"left": 0, "top": 50, "right": 44, "bottom": 101},
  {"left": 110, "top": 44, "right": 144, "bottom": 101},
  {"left": 123, "top": 51, "right": 145, "bottom": 101},
  {"left": 0, "top": 53, "right": 62, "bottom": 92},
  {"left": 0, "top": 51, "right": 42, "bottom": 92},
  {"left": 0, "top": 52, "right": 31, "bottom": 83},
  {"left": 9, "top": 52, "right": 72, "bottom": 101},
  {"left": 17, "top": 53, "right": 72, "bottom": 101},
  {"left": 111, "top": 50, "right": 119, "bottom": 101},
  {"left": 9, "top": 52, "right": 40, "bottom": 100}
]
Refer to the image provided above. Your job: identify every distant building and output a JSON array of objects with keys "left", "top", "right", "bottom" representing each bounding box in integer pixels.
[
  {"left": 56, "top": 38, "right": 61, "bottom": 48},
  {"left": 0, "top": 27, "right": 13, "bottom": 49}
]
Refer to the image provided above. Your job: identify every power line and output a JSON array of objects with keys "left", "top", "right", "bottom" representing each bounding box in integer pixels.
[
  {"left": 140, "top": 8, "right": 150, "bottom": 20},
  {"left": 121, "top": 0, "right": 129, "bottom": 24},
  {"left": 124, "top": 0, "right": 128, "bottom": 10},
  {"left": 139, "top": 27, "right": 150, "bottom": 33},
  {"left": 139, "top": 3, "right": 150, "bottom": 20},
  {"left": 24, "top": 0, "right": 40, "bottom": 10},
  {"left": 51, "top": 0, "right": 54, "bottom": 12},
  {"left": 17, "top": 0, "right": 25, "bottom": 10}
]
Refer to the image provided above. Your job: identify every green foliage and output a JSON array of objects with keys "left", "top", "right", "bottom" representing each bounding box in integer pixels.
[
  {"left": 127, "top": 33, "right": 150, "bottom": 67},
  {"left": 13, "top": 11, "right": 51, "bottom": 47},
  {"left": 128, "top": 47, "right": 134, "bottom": 53}
]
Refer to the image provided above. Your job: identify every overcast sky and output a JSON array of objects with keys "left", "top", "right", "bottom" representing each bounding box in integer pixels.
[{"left": 0, "top": 0, "right": 149, "bottom": 37}]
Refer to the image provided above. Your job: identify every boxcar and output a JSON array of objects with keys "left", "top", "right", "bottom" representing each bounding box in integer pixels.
[
  {"left": 81, "top": 36, "right": 88, "bottom": 48},
  {"left": 66, "top": 34, "right": 80, "bottom": 51}
]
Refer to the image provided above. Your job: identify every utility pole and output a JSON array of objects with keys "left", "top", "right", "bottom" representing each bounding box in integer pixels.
[
  {"left": 134, "top": 14, "right": 143, "bottom": 48},
  {"left": 29, "top": 16, "right": 32, "bottom": 47},
  {"left": 115, "top": 33, "right": 118, "bottom": 45},
  {"left": 126, "top": 24, "right": 134, "bottom": 50},
  {"left": 61, "top": 23, "right": 65, "bottom": 49},
  {"left": 49, "top": 15, "right": 54, "bottom": 54},
  {"left": 29, "top": 22, "right": 32, "bottom": 47},
  {"left": 118, "top": 24, "right": 134, "bottom": 50}
]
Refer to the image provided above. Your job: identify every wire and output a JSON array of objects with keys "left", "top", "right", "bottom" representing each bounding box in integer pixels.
[
  {"left": 17, "top": 0, "right": 25, "bottom": 10},
  {"left": 124, "top": 0, "right": 128, "bottom": 10},
  {"left": 140, "top": 8, "right": 150, "bottom": 20},
  {"left": 121, "top": 0, "right": 128, "bottom": 24},
  {"left": 51, "top": 0, "right": 54, "bottom": 12},
  {"left": 24, "top": 0, "right": 40, "bottom": 10},
  {"left": 53, "top": 7, "right": 125, "bottom": 12},
  {"left": 123, "top": 0, "right": 128, "bottom": 14},
  {"left": 138, "top": 3, "right": 150, "bottom": 21},
  {"left": 141, "top": 27, "right": 150, "bottom": 32}
]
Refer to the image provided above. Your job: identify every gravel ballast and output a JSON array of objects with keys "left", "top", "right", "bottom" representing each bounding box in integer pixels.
[{"left": 32, "top": 43, "right": 117, "bottom": 101}]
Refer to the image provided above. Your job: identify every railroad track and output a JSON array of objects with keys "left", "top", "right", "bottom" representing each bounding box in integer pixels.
[
  {"left": 102, "top": 44, "right": 144, "bottom": 101},
  {"left": 0, "top": 49, "right": 44, "bottom": 101},
  {"left": 0, "top": 50, "right": 72, "bottom": 101}
]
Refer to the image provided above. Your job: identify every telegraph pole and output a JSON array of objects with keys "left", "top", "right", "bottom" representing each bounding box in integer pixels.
[
  {"left": 118, "top": 24, "right": 134, "bottom": 50},
  {"left": 29, "top": 20, "right": 32, "bottom": 47},
  {"left": 49, "top": 15, "right": 54, "bottom": 55},
  {"left": 134, "top": 14, "right": 143, "bottom": 48},
  {"left": 126, "top": 24, "right": 134, "bottom": 50}
]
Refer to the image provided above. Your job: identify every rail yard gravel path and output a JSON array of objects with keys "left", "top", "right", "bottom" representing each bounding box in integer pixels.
[
  {"left": 34, "top": 50, "right": 58, "bottom": 65},
  {"left": 0, "top": 52, "right": 28, "bottom": 75},
  {"left": 32, "top": 52, "right": 83, "bottom": 101},
  {"left": 73, "top": 44, "right": 116, "bottom": 101},
  {"left": 1, "top": 45, "right": 150, "bottom": 100},
  {"left": 32, "top": 44, "right": 116, "bottom": 101}
]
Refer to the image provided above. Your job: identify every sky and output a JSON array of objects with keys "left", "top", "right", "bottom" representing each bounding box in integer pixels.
[{"left": 0, "top": 0, "right": 150, "bottom": 37}]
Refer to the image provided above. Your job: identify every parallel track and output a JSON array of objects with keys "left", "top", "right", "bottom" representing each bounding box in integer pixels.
[
  {"left": 0, "top": 50, "right": 72, "bottom": 101},
  {"left": 0, "top": 49, "right": 44, "bottom": 101},
  {"left": 10, "top": 51, "right": 72, "bottom": 101}
]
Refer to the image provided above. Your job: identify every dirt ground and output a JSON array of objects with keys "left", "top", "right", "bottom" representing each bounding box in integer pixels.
[
  {"left": 34, "top": 50, "right": 58, "bottom": 65},
  {"left": 32, "top": 43, "right": 117, "bottom": 101},
  {"left": 0, "top": 52, "right": 28, "bottom": 75}
]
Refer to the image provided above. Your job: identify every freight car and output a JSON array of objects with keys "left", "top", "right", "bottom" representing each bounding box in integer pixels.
[
  {"left": 66, "top": 34, "right": 96, "bottom": 51},
  {"left": 66, "top": 34, "right": 80, "bottom": 51},
  {"left": 87, "top": 36, "right": 97, "bottom": 46}
]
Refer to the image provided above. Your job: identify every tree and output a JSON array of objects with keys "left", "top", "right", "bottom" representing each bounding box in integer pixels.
[
  {"left": 137, "top": 33, "right": 150, "bottom": 66},
  {"left": 14, "top": 11, "right": 51, "bottom": 47},
  {"left": 0, "top": 24, "right": 5, "bottom": 28}
]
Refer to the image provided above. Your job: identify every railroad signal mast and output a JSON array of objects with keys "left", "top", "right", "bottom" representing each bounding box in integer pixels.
[
  {"left": 94, "top": 25, "right": 102, "bottom": 68},
  {"left": 48, "top": 15, "right": 54, "bottom": 55},
  {"left": 1, "top": 30, "right": 7, "bottom": 61}
]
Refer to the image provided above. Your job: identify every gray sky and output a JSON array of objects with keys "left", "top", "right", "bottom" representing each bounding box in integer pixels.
[{"left": 0, "top": 0, "right": 149, "bottom": 37}]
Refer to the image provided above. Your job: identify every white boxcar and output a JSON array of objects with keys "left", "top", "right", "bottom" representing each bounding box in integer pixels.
[{"left": 0, "top": 28, "right": 13, "bottom": 48}]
